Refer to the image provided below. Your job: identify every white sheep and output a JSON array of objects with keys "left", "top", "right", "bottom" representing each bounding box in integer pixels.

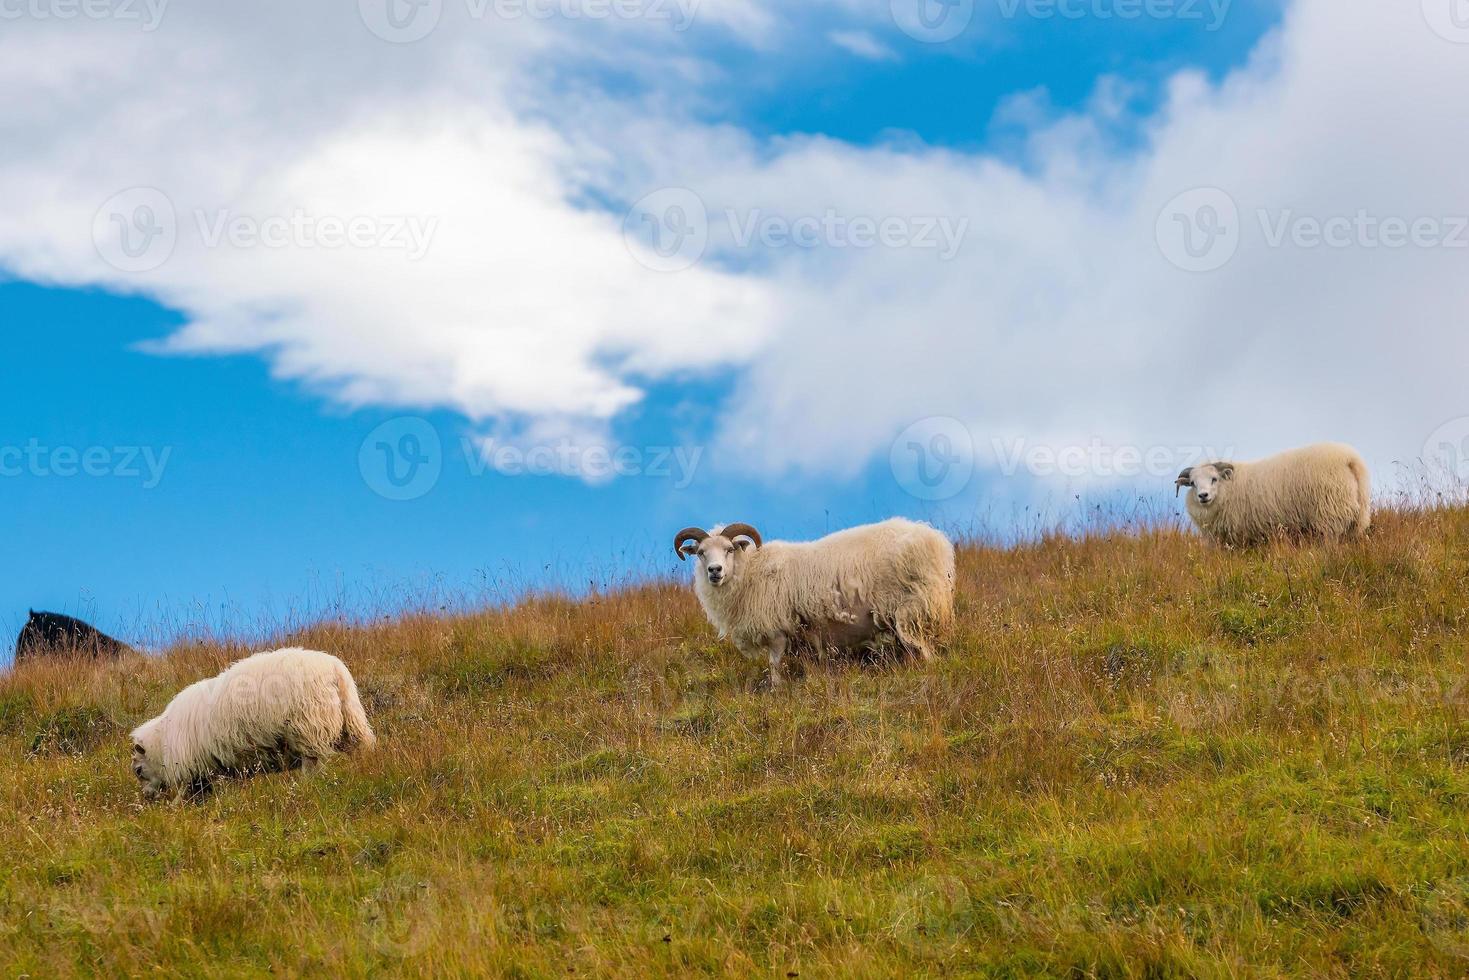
[
  {"left": 131, "top": 647, "right": 376, "bottom": 800},
  {"left": 1175, "top": 442, "right": 1372, "bottom": 546},
  {"left": 674, "top": 518, "right": 956, "bottom": 686}
]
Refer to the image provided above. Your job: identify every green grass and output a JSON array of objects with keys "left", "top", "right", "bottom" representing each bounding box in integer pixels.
[{"left": 4, "top": 506, "right": 1469, "bottom": 976}]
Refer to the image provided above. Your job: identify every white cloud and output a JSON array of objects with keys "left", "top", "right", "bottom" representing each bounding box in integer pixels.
[
  {"left": 828, "top": 29, "right": 899, "bottom": 61},
  {"left": 0, "top": 6, "right": 775, "bottom": 444},
  {"left": 0, "top": 0, "right": 1465, "bottom": 494},
  {"left": 639, "top": 0, "right": 1469, "bottom": 488}
]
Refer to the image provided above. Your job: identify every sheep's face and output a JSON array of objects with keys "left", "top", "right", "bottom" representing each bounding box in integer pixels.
[
  {"left": 130, "top": 721, "right": 166, "bottom": 800},
  {"left": 690, "top": 534, "right": 743, "bottom": 588},
  {"left": 676, "top": 524, "right": 762, "bottom": 588},
  {"left": 1181, "top": 462, "right": 1235, "bottom": 507}
]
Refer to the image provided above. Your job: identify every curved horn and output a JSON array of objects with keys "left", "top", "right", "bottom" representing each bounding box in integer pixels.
[
  {"left": 720, "top": 523, "right": 763, "bottom": 549},
  {"left": 673, "top": 527, "right": 708, "bottom": 561},
  {"left": 1175, "top": 468, "right": 1193, "bottom": 498}
]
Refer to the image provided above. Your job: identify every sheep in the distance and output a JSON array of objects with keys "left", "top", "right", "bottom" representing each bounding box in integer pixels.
[
  {"left": 131, "top": 647, "right": 375, "bottom": 800},
  {"left": 14, "top": 610, "right": 132, "bottom": 663},
  {"left": 1175, "top": 442, "right": 1372, "bottom": 546},
  {"left": 674, "top": 518, "right": 956, "bottom": 686}
]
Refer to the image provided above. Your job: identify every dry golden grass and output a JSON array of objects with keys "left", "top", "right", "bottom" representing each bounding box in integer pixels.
[{"left": 4, "top": 504, "right": 1469, "bottom": 976}]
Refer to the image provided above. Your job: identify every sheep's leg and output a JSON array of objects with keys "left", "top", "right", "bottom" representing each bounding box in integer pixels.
[
  {"left": 300, "top": 756, "right": 321, "bottom": 773},
  {"left": 767, "top": 634, "right": 789, "bottom": 689}
]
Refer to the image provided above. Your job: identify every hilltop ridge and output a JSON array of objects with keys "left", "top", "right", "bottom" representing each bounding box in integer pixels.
[{"left": 3, "top": 506, "right": 1469, "bottom": 976}]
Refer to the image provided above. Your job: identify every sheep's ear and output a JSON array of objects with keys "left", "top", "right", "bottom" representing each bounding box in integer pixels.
[
  {"left": 735, "top": 539, "right": 755, "bottom": 552},
  {"left": 1218, "top": 463, "right": 1236, "bottom": 480}
]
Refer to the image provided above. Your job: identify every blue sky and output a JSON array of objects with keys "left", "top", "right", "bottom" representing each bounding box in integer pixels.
[
  {"left": 0, "top": 275, "right": 1008, "bottom": 648},
  {"left": 4, "top": 0, "right": 1467, "bottom": 655},
  {"left": 718, "top": 2, "right": 1277, "bottom": 148}
]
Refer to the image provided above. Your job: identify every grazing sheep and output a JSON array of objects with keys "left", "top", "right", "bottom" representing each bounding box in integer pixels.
[
  {"left": 674, "top": 518, "right": 956, "bottom": 686},
  {"left": 1175, "top": 442, "right": 1372, "bottom": 546},
  {"left": 14, "top": 610, "right": 131, "bottom": 663},
  {"left": 131, "top": 647, "right": 375, "bottom": 800}
]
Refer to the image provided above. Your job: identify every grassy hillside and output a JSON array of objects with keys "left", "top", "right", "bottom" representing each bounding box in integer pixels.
[{"left": 5, "top": 506, "right": 1469, "bottom": 977}]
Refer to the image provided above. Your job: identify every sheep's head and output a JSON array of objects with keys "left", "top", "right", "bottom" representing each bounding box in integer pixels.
[
  {"left": 1176, "top": 462, "right": 1235, "bottom": 506},
  {"left": 674, "top": 524, "right": 763, "bottom": 588},
  {"left": 130, "top": 719, "right": 166, "bottom": 800}
]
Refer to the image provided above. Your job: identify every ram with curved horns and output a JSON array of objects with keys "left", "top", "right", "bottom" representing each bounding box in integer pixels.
[{"left": 674, "top": 518, "right": 956, "bottom": 687}]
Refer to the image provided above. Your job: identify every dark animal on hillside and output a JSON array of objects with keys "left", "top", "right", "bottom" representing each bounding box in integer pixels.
[{"left": 14, "top": 610, "right": 132, "bottom": 663}]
